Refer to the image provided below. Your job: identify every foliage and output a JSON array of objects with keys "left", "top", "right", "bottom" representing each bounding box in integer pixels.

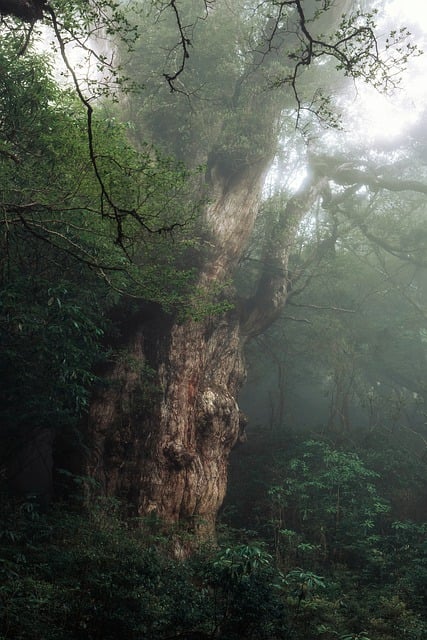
[
  {"left": 0, "top": 280, "right": 105, "bottom": 434},
  {"left": 269, "top": 439, "right": 390, "bottom": 567},
  {"left": 0, "top": 31, "right": 204, "bottom": 486},
  {"left": 224, "top": 430, "right": 427, "bottom": 640},
  {"left": 0, "top": 36, "right": 200, "bottom": 293},
  {"left": 123, "top": 0, "right": 420, "bottom": 165},
  {"left": 0, "top": 496, "right": 290, "bottom": 640}
]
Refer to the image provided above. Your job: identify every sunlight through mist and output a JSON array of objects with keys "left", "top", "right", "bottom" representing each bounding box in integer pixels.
[{"left": 351, "top": 0, "right": 427, "bottom": 141}]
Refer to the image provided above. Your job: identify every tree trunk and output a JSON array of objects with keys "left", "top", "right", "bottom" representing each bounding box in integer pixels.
[
  {"left": 85, "top": 161, "right": 268, "bottom": 539},
  {"left": 84, "top": 163, "right": 327, "bottom": 540},
  {"left": 82, "top": 0, "right": 350, "bottom": 542}
]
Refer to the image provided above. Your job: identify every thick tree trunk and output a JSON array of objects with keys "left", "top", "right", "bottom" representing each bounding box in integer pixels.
[
  {"left": 87, "top": 308, "right": 247, "bottom": 539},
  {"left": 85, "top": 162, "right": 268, "bottom": 539},
  {"left": 82, "top": 2, "right": 351, "bottom": 540},
  {"left": 84, "top": 162, "right": 328, "bottom": 540}
]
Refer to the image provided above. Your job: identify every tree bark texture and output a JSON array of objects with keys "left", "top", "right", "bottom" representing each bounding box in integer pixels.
[
  {"left": 84, "top": 162, "right": 327, "bottom": 539},
  {"left": 85, "top": 163, "right": 268, "bottom": 538}
]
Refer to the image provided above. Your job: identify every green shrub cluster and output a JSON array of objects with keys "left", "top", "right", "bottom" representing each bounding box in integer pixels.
[
  {"left": 224, "top": 432, "right": 427, "bottom": 640},
  {"left": 0, "top": 497, "right": 289, "bottom": 640}
]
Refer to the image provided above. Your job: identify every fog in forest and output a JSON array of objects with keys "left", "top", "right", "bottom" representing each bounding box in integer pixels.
[
  {"left": 1, "top": 1, "right": 427, "bottom": 639},
  {"left": 238, "top": 0, "right": 427, "bottom": 437}
]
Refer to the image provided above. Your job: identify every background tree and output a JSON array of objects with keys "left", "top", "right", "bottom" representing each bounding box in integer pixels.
[{"left": 242, "top": 121, "right": 427, "bottom": 440}]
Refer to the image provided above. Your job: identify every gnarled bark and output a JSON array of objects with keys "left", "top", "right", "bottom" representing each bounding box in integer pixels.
[
  {"left": 84, "top": 162, "right": 329, "bottom": 540},
  {"left": 85, "top": 162, "right": 268, "bottom": 539}
]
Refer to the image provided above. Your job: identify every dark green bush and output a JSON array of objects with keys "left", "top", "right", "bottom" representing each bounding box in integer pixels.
[{"left": 0, "top": 498, "right": 290, "bottom": 640}]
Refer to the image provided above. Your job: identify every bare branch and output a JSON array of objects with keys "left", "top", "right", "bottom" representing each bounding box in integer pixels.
[
  {"left": 44, "top": 4, "right": 187, "bottom": 248},
  {"left": 163, "top": 0, "right": 192, "bottom": 91},
  {"left": 282, "top": 314, "right": 311, "bottom": 324}
]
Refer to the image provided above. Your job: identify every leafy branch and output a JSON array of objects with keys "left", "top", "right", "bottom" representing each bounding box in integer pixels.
[
  {"left": 263, "top": 1, "right": 422, "bottom": 127},
  {"left": 0, "top": 1, "right": 197, "bottom": 250}
]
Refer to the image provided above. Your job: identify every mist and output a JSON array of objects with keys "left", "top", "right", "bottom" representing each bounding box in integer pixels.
[{"left": 1, "top": 1, "right": 427, "bottom": 638}]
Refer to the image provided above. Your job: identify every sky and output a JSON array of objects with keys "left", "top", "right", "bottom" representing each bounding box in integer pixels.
[
  {"left": 389, "top": 0, "right": 427, "bottom": 32},
  {"left": 351, "top": 0, "right": 427, "bottom": 141},
  {"left": 265, "top": 0, "right": 427, "bottom": 192}
]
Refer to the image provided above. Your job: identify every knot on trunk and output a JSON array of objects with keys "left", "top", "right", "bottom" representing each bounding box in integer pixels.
[
  {"left": 199, "top": 388, "right": 218, "bottom": 417},
  {"left": 196, "top": 387, "right": 241, "bottom": 450},
  {"left": 198, "top": 387, "right": 237, "bottom": 419},
  {"left": 163, "top": 442, "right": 195, "bottom": 470}
]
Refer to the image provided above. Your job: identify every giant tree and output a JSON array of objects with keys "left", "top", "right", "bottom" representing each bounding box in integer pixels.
[
  {"left": 82, "top": 0, "right": 419, "bottom": 538},
  {"left": 0, "top": 0, "right": 419, "bottom": 538}
]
